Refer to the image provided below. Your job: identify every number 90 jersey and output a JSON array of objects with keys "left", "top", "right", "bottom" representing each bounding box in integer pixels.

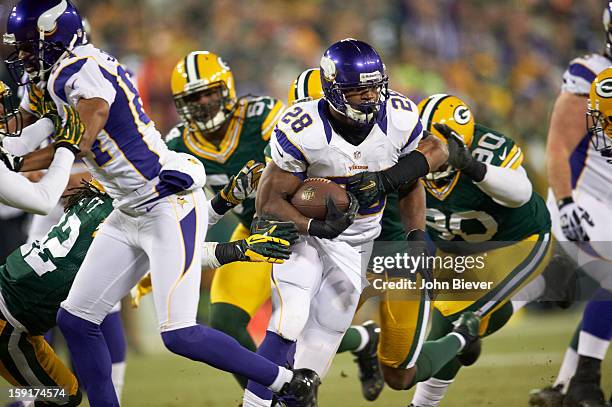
[
  {"left": 0, "top": 195, "right": 113, "bottom": 335},
  {"left": 270, "top": 93, "right": 423, "bottom": 244},
  {"left": 424, "top": 124, "right": 550, "bottom": 248}
]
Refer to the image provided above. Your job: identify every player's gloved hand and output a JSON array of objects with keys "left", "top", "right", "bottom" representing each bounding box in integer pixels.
[
  {"left": 406, "top": 229, "right": 434, "bottom": 300},
  {"left": 251, "top": 217, "right": 300, "bottom": 245},
  {"left": 307, "top": 191, "right": 359, "bottom": 239},
  {"left": 130, "top": 273, "right": 153, "bottom": 308},
  {"left": 233, "top": 233, "right": 293, "bottom": 264},
  {"left": 0, "top": 142, "right": 24, "bottom": 172},
  {"left": 45, "top": 105, "right": 85, "bottom": 156},
  {"left": 558, "top": 197, "right": 594, "bottom": 241},
  {"left": 27, "top": 83, "right": 56, "bottom": 118},
  {"left": 433, "top": 123, "right": 486, "bottom": 182},
  {"left": 220, "top": 160, "right": 265, "bottom": 205},
  {"left": 346, "top": 171, "right": 392, "bottom": 208}
]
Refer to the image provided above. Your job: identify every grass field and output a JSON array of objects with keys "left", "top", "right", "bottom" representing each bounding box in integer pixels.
[
  {"left": 116, "top": 309, "right": 611, "bottom": 407},
  {"left": 2, "top": 309, "right": 610, "bottom": 406}
]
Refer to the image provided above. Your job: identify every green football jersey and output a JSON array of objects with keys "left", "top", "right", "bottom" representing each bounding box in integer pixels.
[
  {"left": 166, "top": 96, "right": 284, "bottom": 228},
  {"left": 424, "top": 124, "right": 550, "bottom": 249},
  {"left": 0, "top": 194, "right": 113, "bottom": 334}
]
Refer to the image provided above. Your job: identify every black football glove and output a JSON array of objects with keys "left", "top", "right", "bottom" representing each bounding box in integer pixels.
[
  {"left": 433, "top": 123, "right": 486, "bottom": 182},
  {"left": 308, "top": 192, "right": 359, "bottom": 239},
  {"left": 406, "top": 229, "right": 434, "bottom": 300},
  {"left": 0, "top": 142, "right": 23, "bottom": 172},
  {"left": 346, "top": 171, "right": 392, "bottom": 209}
]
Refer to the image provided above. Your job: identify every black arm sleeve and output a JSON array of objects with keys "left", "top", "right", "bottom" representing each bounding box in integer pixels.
[{"left": 380, "top": 150, "right": 430, "bottom": 191}]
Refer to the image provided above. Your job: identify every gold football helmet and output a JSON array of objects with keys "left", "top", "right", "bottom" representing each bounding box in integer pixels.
[
  {"left": 171, "top": 51, "right": 237, "bottom": 134},
  {"left": 588, "top": 67, "right": 612, "bottom": 156},
  {"left": 0, "top": 81, "right": 22, "bottom": 139},
  {"left": 287, "top": 68, "right": 324, "bottom": 105},
  {"left": 417, "top": 94, "right": 475, "bottom": 180}
]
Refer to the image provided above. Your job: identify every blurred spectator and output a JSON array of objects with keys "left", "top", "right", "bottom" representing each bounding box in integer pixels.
[{"left": 0, "top": 0, "right": 607, "bottom": 190}]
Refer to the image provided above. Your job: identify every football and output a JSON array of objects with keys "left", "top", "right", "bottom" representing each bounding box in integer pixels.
[{"left": 290, "top": 178, "right": 349, "bottom": 220}]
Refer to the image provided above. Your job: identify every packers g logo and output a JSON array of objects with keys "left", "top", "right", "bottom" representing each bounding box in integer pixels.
[
  {"left": 217, "top": 57, "right": 230, "bottom": 72},
  {"left": 320, "top": 56, "right": 336, "bottom": 82},
  {"left": 596, "top": 78, "right": 612, "bottom": 98},
  {"left": 453, "top": 105, "right": 471, "bottom": 125}
]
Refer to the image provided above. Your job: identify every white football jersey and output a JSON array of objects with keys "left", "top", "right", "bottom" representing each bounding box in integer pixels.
[
  {"left": 561, "top": 53, "right": 612, "bottom": 205},
  {"left": 270, "top": 92, "right": 423, "bottom": 244},
  {"left": 45, "top": 44, "right": 171, "bottom": 201}
]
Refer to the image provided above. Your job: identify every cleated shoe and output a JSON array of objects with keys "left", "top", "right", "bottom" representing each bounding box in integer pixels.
[
  {"left": 352, "top": 320, "right": 384, "bottom": 401},
  {"left": 277, "top": 368, "right": 320, "bottom": 407},
  {"left": 452, "top": 311, "right": 481, "bottom": 366},
  {"left": 528, "top": 384, "right": 565, "bottom": 407},
  {"left": 563, "top": 379, "right": 608, "bottom": 407}
]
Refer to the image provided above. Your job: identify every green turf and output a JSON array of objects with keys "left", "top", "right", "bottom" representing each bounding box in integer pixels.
[
  {"left": 2, "top": 310, "right": 610, "bottom": 406},
  {"left": 117, "top": 310, "right": 611, "bottom": 406}
]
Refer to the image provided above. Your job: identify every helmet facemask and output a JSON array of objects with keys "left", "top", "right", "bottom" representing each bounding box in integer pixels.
[
  {"left": 3, "top": 34, "right": 71, "bottom": 85},
  {"left": 327, "top": 79, "right": 388, "bottom": 126},
  {"left": 174, "top": 81, "right": 236, "bottom": 135},
  {"left": 0, "top": 85, "right": 23, "bottom": 139},
  {"left": 587, "top": 106, "right": 612, "bottom": 156}
]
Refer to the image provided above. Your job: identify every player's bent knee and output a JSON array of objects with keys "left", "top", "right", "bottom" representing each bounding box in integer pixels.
[
  {"left": 161, "top": 325, "right": 205, "bottom": 356},
  {"left": 381, "top": 364, "right": 416, "bottom": 390}
]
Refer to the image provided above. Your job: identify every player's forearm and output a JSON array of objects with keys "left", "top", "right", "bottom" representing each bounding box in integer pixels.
[
  {"left": 256, "top": 163, "right": 310, "bottom": 233},
  {"left": 0, "top": 148, "right": 74, "bottom": 214},
  {"left": 398, "top": 181, "right": 426, "bottom": 232},
  {"left": 417, "top": 134, "right": 449, "bottom": 172},
  {"left": 20, "top": 144, "right": 56, "bottom": 171},
  {"left": 545, "top": 92, "right": 586, "bottom": 200},
  {"left": 475, "top": 165, "right": 532, "bottom": 208},
  {"left": 76, "top": 97, "right": 110, "bottom": 153},
  {"left": 3, "top": 117, "right": 54, "bottom": 156}
]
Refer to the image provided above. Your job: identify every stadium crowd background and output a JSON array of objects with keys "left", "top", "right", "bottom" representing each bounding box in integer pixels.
[{"left": 0, "top": 0, "right": 607, "bottom": 344}]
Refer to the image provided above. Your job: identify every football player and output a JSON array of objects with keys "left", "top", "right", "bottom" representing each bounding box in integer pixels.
[
  {"left": 267, "top": 68, "right": 385, "bottom": 401},
  {"left": 530, "top": 3, "right": 612, "bottom": 406},
  {"left": 0, "top": 171, "right": 296, "bottom": 406},
  {"left": 243, "top": 39, "right": 479, "bottom": 407},
  {"left": 3, "top": 1, "right": 318, "bottom": 405},
  {"left": 164, "top": 50, "right": 284, "bottom": 387},
  {"left": 0, "top": 80, "right": 82, "bottom": 215},
  {"left": 409, "top": 94, "right": 554, "bottom": 407}
]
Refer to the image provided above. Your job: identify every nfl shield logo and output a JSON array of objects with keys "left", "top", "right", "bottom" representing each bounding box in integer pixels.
[{"left": 354, "top": 151, "right": 361, "bottom": 160}]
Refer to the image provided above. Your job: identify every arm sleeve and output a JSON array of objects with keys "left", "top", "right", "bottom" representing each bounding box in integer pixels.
[
  {"left": 0, "top": 148, "right": 75, "bottom": 215},
  {"left": 474, "top": 165, "right": 533, "bottom": 208},
  {"left": 19, "top": 86, "right": 34, "bottom": 114},
  {"left": 2, "top": 117, "right": 55, "bottom": 155}
]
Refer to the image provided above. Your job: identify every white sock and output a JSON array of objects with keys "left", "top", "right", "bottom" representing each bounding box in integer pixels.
[
  {"left": 554, "top": 347, "right": 578, "bottom": 393},
  {"left": 578, "top": 331, "right": 610, "bottom": 360},
  {"left": 352, "top": 325, "right": 370, "bottom": 353},
  {"left": 111, "top": 361, "right": 126, "bottom": 402},
  {"left": 411, "top": 378, "right": 454, "bottom": 406},
  {"left": 268, "top": 366, "right": 293, "bottom": 392},
  {"left": 242, "top": 389, "right": 273, "bottom": 407}
]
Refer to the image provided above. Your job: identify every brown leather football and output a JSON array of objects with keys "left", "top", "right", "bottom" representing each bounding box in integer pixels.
[{"left": 290, "top": 178, "right": 349, "bottom": 220}]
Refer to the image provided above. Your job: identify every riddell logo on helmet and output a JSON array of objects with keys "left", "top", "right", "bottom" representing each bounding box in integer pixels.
[
  {"left": 359, "top": 72, "right": 382, "bottom": 83},
  {"left": 596, "top": 78, "right": 612, "bottom": 98}
]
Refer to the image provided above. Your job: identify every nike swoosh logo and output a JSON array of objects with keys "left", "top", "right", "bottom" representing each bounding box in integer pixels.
[
  {"left": 145, "top": 203, "right": 161, "bottom": 213},
  {"left": 499, "top": 147, "right": 508, "bottom": 161},
  {"left": 275, "top": 144, "right": 284, "bottom": 158},
  {"left": 359, "top": 180, "right": 376, "bottom": 191}
]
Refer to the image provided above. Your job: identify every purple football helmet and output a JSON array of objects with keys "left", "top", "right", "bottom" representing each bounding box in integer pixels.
[
  {"left": 320, "top": 38, "right": 388, "bottom": 126},
  {"left": 3, "top": 0, "right": 85, "bottom": 85}
]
